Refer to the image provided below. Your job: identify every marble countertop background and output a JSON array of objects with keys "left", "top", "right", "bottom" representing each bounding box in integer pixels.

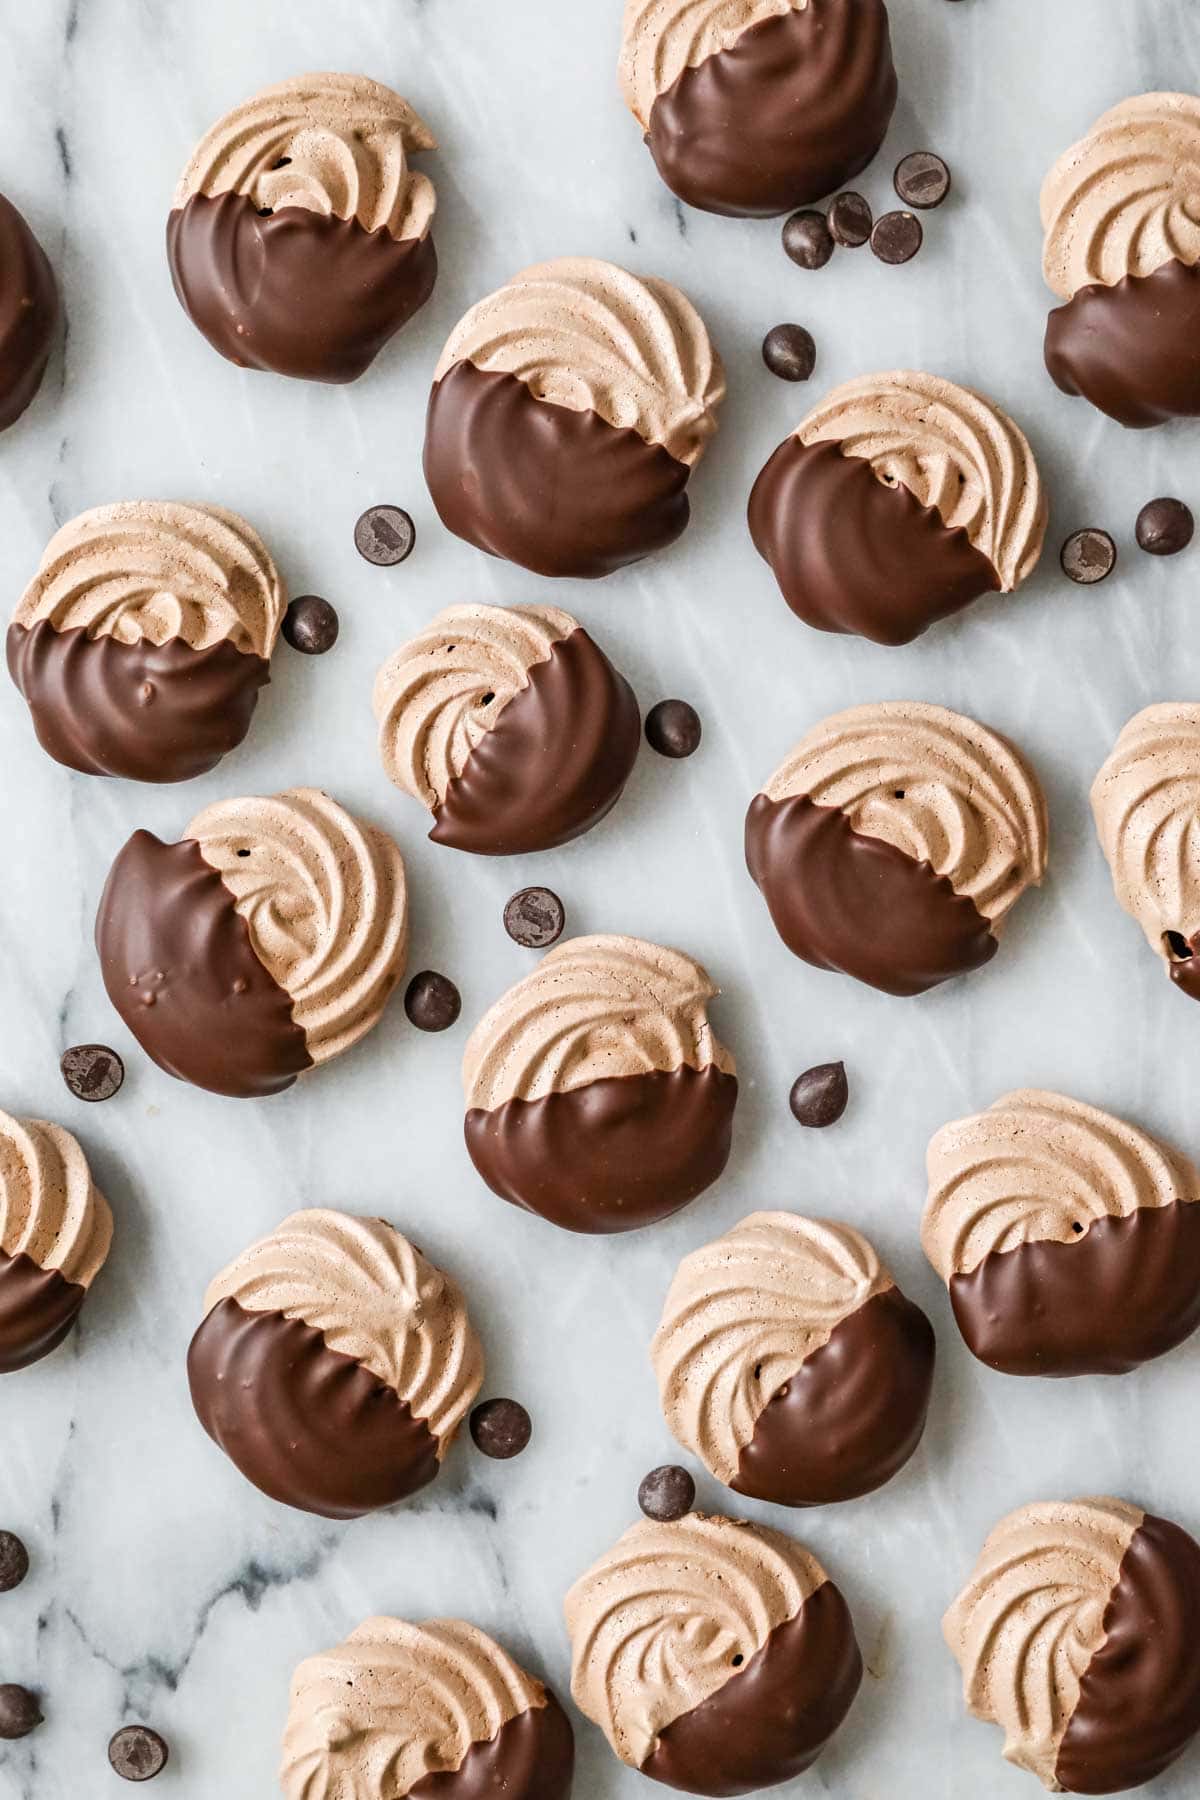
[{"left": 2, "top": 1, "right": 1200, "bottom": 1795}]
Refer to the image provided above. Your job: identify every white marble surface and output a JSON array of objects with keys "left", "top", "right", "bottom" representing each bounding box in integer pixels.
[{"left": 2, "top": 1, "right": 1200, "bottom": 1794}]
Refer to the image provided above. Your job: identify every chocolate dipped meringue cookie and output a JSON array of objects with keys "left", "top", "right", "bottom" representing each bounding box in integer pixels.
[
  {"left": 566, "top": 1513, "right": 861, "bottom": 1795},
  {"left": 748, "top": 372, "right": 1047, "bottom": 646},
  {"left": 0, "top": 192, "right": 58, "bottom": 431},
  {"left": 424, "top": 258, "right": 724, "bottom": 578},
  {"left": 167, "top": 73, "right": 437, "bottom": 382},
  {"left": 925, "top": 1091, "right": 1200, "bottom": 1379},
  {"left": 945, "top": 1497, "right": 1200, "bottom": 1793},
  {"left": 189, "top": 1210, "right": 482, "bottom": 1519},
  {"left": 463, "top": 936, "right": 737, "bottom": 1234},
  {"left": 8, "top": 502, "right": 285, "bottom": 783},
  {"left": 618, "top": 0, "right": 897, "bottom": 219},
  {"left": 281, "top": 1617, "right": 574, "bottom": 1798},
  {"left": 373, "top": 603, "right": 641, "bottom": 854},
  {"left": 653, "top": 1213, "right": 934, "bottom": 1506},
  {"left": 746, "top": 703, "right": 1048, "bottom": 996},
  {"left": 95, "top": 787, "right": 407, "bottom": 1098},
  {"left": 1043, "top": 93, "right": 1200, "bottom": 427},
  {"left": 0, "top": 1110, "right": 112, "bottom": 1373}
]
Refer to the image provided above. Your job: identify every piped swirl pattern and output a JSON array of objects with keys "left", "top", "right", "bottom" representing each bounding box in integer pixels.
[{"left": 0, "top": 1109, "right": 112, "bottom": 1287}]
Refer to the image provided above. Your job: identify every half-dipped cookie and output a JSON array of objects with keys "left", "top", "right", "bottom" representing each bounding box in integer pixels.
[
  {"left": 424, "top": 258, "right": 724, "bottom": 578},
  {"left": 188, "top": 1210, "right": 482, "bottom": 1519},
  {"left": 0, "top": 192, "right": 58, "bottom": 431},
  {"left": 748, "top": 372, "right": 1047, "bottom": 646},
  {"left": 373, "top": 603, "right": 641, "bottom": 854},
  {"left": 168, "top": 73, "right": 437, "bottom": 382},
  {"left": 95, "top": 787, "right": 407, "bottom": 1098},
  {"left": 566, "top": 1513, "right": 861, "bottom": 1794},
  {"left": 0, "top": 1109, "right": 112, "bottom": 1373},
  {"left": 945, "top": 1497, "right": 1200, "bottom": 1792},
  {"left": 1043, "top": 93, "right": 1200, "bottom": 427},
  {"left": 654, "top": 1213, "right": 934, "bottom": 1506},
  {"left": 464, "top": 936, "right": 737, "bottom": 1234},
  {"left": 746, "top": 703, "right": 1048, "bottom": 996},
  {"left": 8, "top": 501, "right": 285, "bottom": 782},
  {"left": 619, "top": 0, "right": 897, "bottom": 219}
]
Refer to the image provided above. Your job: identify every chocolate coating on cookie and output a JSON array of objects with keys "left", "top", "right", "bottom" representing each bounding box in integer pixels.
[
  {"left": 0, "top": 1110, "right": 112, "bottom": 1373},
  {"left": 0, "top": 192, "right": 58, "bottom": 431}
]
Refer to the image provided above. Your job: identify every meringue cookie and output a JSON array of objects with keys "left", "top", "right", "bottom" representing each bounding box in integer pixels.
[
  {"left": 0, "top": 191, "right": 58, "bottom": 432},
  {"left": 0, "top": 1109, "right": 112, "bottom": 1373}
]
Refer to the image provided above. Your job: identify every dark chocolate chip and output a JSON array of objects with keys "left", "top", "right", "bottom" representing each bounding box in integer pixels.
[
  {"left": 281, "top": 594, "right": 339, "bottom": 655},
  {"left": 894, "top": 151, "right": 952, "bottom": 210},
  {"left": 108, "top": 1725, "right": 169, "bottom": 1781},
  {"left": 870, "top": 210, "right": 923, "bottom": 264},
  {"left": 0, "top": 1686, "right": 42, "bottom": 1740},
  {"left": 60, "top": 1044, "right": 125, "bottom": 1103},
  {"left": 781, "top": 210, "right": 834, "bottom": 270},
  {"left": 828, "top": 191, "right": 873, "bottom": 247},
  {"left": 470, "top": 1398, "right": 532, "bottom": 1460},
  {"left": 354, "top": 505, "right": 415, "bottom": 567},
  {"left": 503, "top": 888, "right": 565, "bottom": 949},
  {"left": 638, "top": 1465, "right": 696, "bottom": 1522},
  {"left": 1061, "top": 528, "right": 1117, "bottom": 585},
  {"left": 1136, "top": 497, "right": 1194, "bottom": 557},
  {"left": 0, "top": 1532, "right": 29, "bottom": 1593},
  {"left": 789, "top": 1061, "right": 849, "bottom": 1128},
  {"left": 762, "top": 324, "right": 816, "bottom": 383},
  {"left": 404, "top": 970, "right": 462, "bottom": 1033},
  {"left": 645, "top": 699, "right": 702, "bottom": 760}
]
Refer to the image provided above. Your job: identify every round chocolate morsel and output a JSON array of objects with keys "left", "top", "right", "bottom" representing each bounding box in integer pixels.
[
  {"left": 638, "top": 1465, "right": 695, "bottom": 1522},
  {"left": 0, "top": 192, "right": 59, "bottom": 433},
  {"left": 789, "top": 1061, "right": 848, "bottom": 1128},
  {"left": 1136, "top": 496, "right": 1194, "bottom": 556},
  {"left": 1061, "top": 527, "right": 1117, "bottom": 584},
  {"left": 503, "top": 888, "right": 565, "bottom": 950},
  {"left": 60, "top": 1043, "right": 124, "bottom": 1103},
  {"left": 894, "top": 151, "right": 951, "bottom": 209},
  {"left": 870, "top": 209, "right": 923, "bottom": 264},
  {"left": 282, "top": 594, "right": 339, "bottom": 655},
  {"left": 404, "top": 971, "right": 461, "bottom": 1033},
  {"left": 355, "top": 504, "right": 416, "bottom": 567},
  {"left": 0, "top": 1685, "right": 42, "bottom": 1741},
  {"left": 0, "top": 1110, "right": 112, "bottom": 1374},
  {"left": 108, "top": 1725, "right": 169, "bottom": 1782},
  {"left": 470, "top": 1398, "right": 532, "bottom": 1460},
  {"left": 0, "top": 1531, "right": 29, "bottom": 1593},
  {"left": 646, "top": 698, "right": 702, "bottom": 759},
  {"left": 762, "top": 324, "right": 816, "bottom": 383},
  {"left": 828, "top": 191, "right": 872, "bottom": 247},
  {"left": 781, "top": 210, "right": 833, "bottom": 270}
]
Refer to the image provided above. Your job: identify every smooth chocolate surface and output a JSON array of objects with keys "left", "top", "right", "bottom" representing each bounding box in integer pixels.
[
  {"left": 95, "top": 831, "right": 312, "bottom": 1099},
  {"left": 1056, "top": 1514, "right": 1200, "bottom": 1794},
  {"left": 167, "top": 193, "right": 437, "bottom": 383},
  {"left": 465, "top": 1065, "right": 738, "bottom": 1234},
  {"left": 410, "top": 1694, "right": 575, "bottom": 1800},
  {"left": 745, "top": 791, "right": 997, "bottom": 996},
  {"left": 949, "top": 1201, "right": 1200, "bottom": 1378},
  {"left": 432, "top": 628, "right": 641, "bottom": 854},
  {"left": 643, "top": 1582, "right": 862, "bottom": 1795},
  {"left": 0, "top": 1248, "right": 86, "bottom": 1374},
  {"left": 733, "top": 1287, "right": 935, "bottom": 1505},
  {"left": 748, "top": 437, "right": 1000, "bottom": 645},
  {"left": 1045, "top": 258, "right": 1200, "bottom": 429},
  {"left": 1170, "top": 939, "right": 1200, "bottom": 1002},
  {"left": 187, "top": 1297, "right": 440, "bottom": 1519},
  {"left": 7, "top": 620, "right": 269, "bottom": 783},
  {"left": 644, "top": 0, "right": 896, "bottom": 218},
  {"left": 0, "top": 191, "right": 58, "bottom": 431},
  {"left": 424, "top": 361, "right": 692, "bottom": 579}
]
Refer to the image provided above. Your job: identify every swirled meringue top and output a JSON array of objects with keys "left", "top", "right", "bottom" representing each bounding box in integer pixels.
[
  {"left": 373, "top": 603, "right": 575, "bottom": 810},
  {"left": 0, "top": 1109, "right": 112, "bottom": 1287},
  {"left": 565, "top": 1512, "right": 825, "bottom": 1767},
  {"left": 796, "top": 372, "right": 1047, "bottom": 593},
  {"left": 433, "top": 257, "right": 725, "bottom": 466},
  {"left": 760, "top": 702, "right": 1048, "bottom": 929},
  {"left": 1041, "top": 93, "right": 1200, "bottom": 301},
  {"left": 186, "top": 787, "right": 408, "bottom": 1064},
  {"left": 943, "top": 1497, "right": 1143, "bottom": 1789},
  {"left": 653, "top": 1213, "right": 893, "bottom": 1484},
  {"left": 619, "top": 0, "right": 805, "bottom": 129},
  {"left": 174, "top": 72, "right": 437, "bottom": 241},
  {"left": 1091, "top": 703, "right": 1200, "bottom": 967},
  {"left": 11, "top": 501, "right": 285, "bottom": 657},
  {"left": 280, "top": 1616, "right": 546, "bottom": 1799},
  {"left": 462, "top": 934, "right": 735, "bottom": 1112},
  {"left": 204, "top": 1210, "right": 482, "bottom": 1449},
  {"left": 924, "top": 1090, "right": 1199, "bottom": 1283}
]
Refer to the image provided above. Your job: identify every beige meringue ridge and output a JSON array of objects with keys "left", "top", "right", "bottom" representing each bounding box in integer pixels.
[
  {"left": 619, "top": 0, "right": 804, "bottom": 130},
  {"left": 1091, "top": 703, "right": 1200, "bottom": 971},
  {"left": 0, "top": 1110, "right": 112, "bottom": 1288}
]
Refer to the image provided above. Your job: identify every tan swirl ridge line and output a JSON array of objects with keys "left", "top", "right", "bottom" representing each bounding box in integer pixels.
[
  {"left": 619, "top": 0, "right": 803, "bottom": 129},
  {"left": 280, "top": 1616, "right": 546, "bottom": 1800},
  {"left": 566, "top": 1512, "right": 825, "bottom": 1767},
  {"left": 760, "top": 702, "right": 1048, "bottom": 928},
  {"left": 373, "top": 603, "right": 576, "bottom": 811},
  {"left": 204, "top": 1210, "right": 482, "bottom": 1448},
  {"left": 1090, "top": 703, "right": 1200, "bottom": 969},
  {"left": 186, "top": 788, "right": 408, "bottom": 1065},
  {"left": 462, "top": 934, "right": 735, "bottom": 1111},
  {"left": 943, "top": 1497, "right": 1143, "bottom": 1790},
  {"left": 923, "top": 1090, "right": 1199, "bottom": 1283},
  {"left": 174, "top": 72, "right": 437, "bottom": 241},
  {"left": 1041, "top": 92, "right": 1200, "bottom": 300},
  {"left": 796, "top": 372, "right": 1047, "bottom": 592},
  {"left": 433, "top": 257, "right": 725, "bottom": 466},
  {"left": 0, "top": 1110, "right": 112, "bottom": 1288},
  {"left": 653, "top": 1213, "right": 893, "bottom": 1485},
  {"left": 12, "top": 501, "right": 286, "bottom": 657}
]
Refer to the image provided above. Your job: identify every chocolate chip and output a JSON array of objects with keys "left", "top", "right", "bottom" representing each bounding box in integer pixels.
[
  {"left": 282, "top": 594, "right": 339, "bottom": 655},
  {"left": 781, "top": 209, "right": 834, "bottom": 270},
  {"left": 638, "top": 1465, "right": 696, "bottom": 1522},
  {"left": 645, "top": 699, "right": 702, "bottom": 760},
  {"left": 470, "top": 1398, "right": 532, "bottom": 1460},
  {"left": 404, "top": 970, "right": 461, "bottom": 1033},
  {"left": 762, "top": 324, "right": 816, "bottom": 383},
  {"left": 789, "top": 1061, "right": 849, "bottom": 1128},
  {"left": 60, "top": 1044, "right": 124, "bottom": 1103},
  {"left": 870, "top": 211, "right": 923, "bottom": 264},
  {"left": 1060, "top": 528, "right": 1117, "bottom": 584},
  {"left": 108, "top": 1725, "right": 169, "bottom": 1781},
  {"left": 0, "top": 1686, "right": 42, "bottom": 1740},
  {"left": 1136, "top": 497, "right": 1194, "bottom": 557},
  {"left": 503, "top": 888, "right": 565, "bottom": 949},
  {"left": 354, "top": 505, "right": 415, "bottom": 566},
  {"left": 828, "top": 191, "right": 873, "bottom": 247},
  {"left": 894, "top": 151, "right": 952, "bottom": 210},
  {"left": 0, "top": 1532, "right": 29, "bottom": 1593}
]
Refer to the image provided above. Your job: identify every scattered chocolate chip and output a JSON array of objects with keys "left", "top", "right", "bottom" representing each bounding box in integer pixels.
[
  {"left": 60, "top": 1044, "right": 124, "bottom": 1103},
  {"left": 870, "top": 210, "right": 923, "bottom": 264},
  {"left": 894, "top": 151, "right": 952, "bottom": 209},
  {"left": 762, "top": 324, "right": 816, "bottom": 383},
  {"left": 789, "top": 1061, "right": 849, "bottom": 1128},
  {"left": 108, "top": 1725, "right": 169, "bottom": 1781},
  {"left": 0, "top": 1533, "right": 29, "bottom": 1593},
  {"left": 1060, "top": 528, "right": 1117, "bottom": 585},
  {"left": 0, "top": 1686, "right": 42, "bottom": 1740},
  {"left": 781, "top": 209, "right": 834, "bottom": 270},
  {"left": 354, "top": 505, "right": 415, "bottom": 567},
  {"left": 1136, "top": 497, "right": 1194, "bottom": 557},
  {"left": 645, "top": 699, "right": 702, "bottom": 760},
  {"left": 503, "top": 888, "right": 565, "bottom": 949},
  {"left": 404, "top": 970, "right": 461, "bottom": 1033},
  {"left": 282, "top": 594, "right": 339, "bottom": 655},
  {"left": 828, "top": 191, "right": 873, "bottom": 247},
  {"left": 470, "top": 1398, "right": 532, "bottom": 1460},
  {"left": 638, "top": 1465, "right": 696, "bottom": 1522}
]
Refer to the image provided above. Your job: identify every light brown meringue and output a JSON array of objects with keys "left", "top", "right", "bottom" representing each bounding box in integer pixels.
[
  {"left": 0, "top": 1109, "right": 112, "bottom": 1287},
  {"left": 1091, "top": 703, "right": 1200, "bottom": 970},
  {"left": 619, "top": 0, "right": 803, "bottom": 130}
]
